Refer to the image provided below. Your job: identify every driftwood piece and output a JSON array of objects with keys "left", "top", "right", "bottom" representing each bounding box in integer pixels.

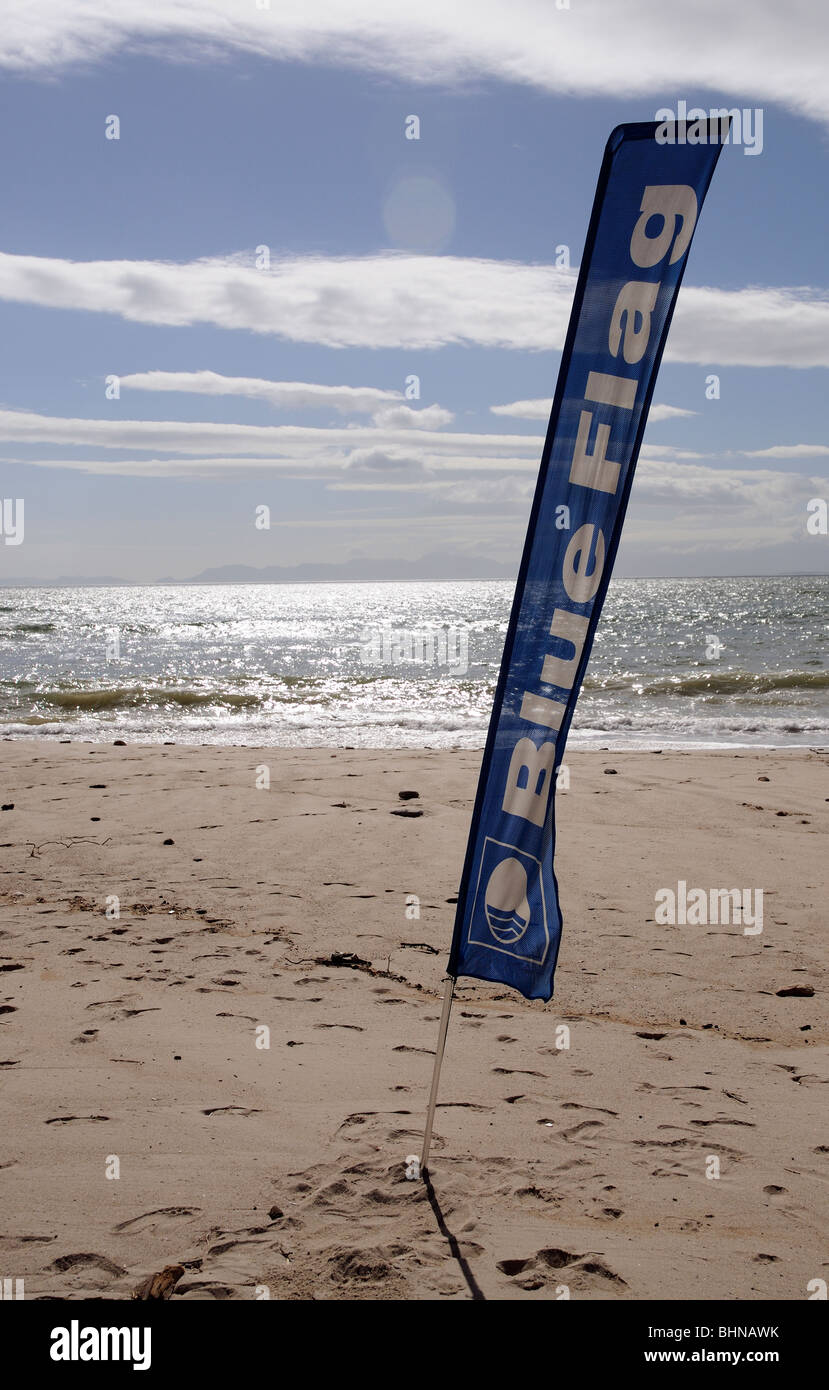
[{"left": 132, "top": 1263, "right": 185, "bottom": 1300}]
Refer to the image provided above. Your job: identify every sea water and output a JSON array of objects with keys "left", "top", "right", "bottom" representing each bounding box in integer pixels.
[{"left": 0, "top": 575, "right": 826, "bottom": 749}]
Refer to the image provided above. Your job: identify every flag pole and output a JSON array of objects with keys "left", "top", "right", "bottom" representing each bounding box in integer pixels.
[{"left": 419, "top": 973, "right": 456, "bottom": 1177}]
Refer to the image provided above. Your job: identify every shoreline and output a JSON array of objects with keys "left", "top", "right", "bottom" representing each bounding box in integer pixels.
[{"left": 3, "top": 734, "right": 828, "bottom": 753}]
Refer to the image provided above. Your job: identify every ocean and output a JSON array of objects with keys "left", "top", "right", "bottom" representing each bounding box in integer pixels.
[{"left": 0, "top": 576, "right": 827, "bottom": 749}]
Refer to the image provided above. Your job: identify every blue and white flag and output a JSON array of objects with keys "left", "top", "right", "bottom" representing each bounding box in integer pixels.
[{"left": 448, "top": 120, "right": 728, "bottom": 1001}]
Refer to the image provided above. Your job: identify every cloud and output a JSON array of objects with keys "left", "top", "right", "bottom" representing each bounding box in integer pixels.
[
  {"left": 0, "top": 454, "right": 307, "bottom": 478},
  {"left": 621, "top": 457, "right": 827, "bottom": 556},
  {"left": 329, "top": 474, "right": 536, "bottom": 502},
  {"left": 6, "top": 405, "right": 824, "bottom": 546},
  {"left": 633, "top": 458, "right": 818, "bottom": 508},
  {"left": 0, "top": 407, "right": 542, "bottom": 474},
  {"left": 119, "top": 370, "right": 401, "bottom": 414},
  {"left": 370, "top": 404, "right": 454, "bottom": 429},
  {"left": 644, "top": 405, "right": 698, "bottom": 423},
  {"left": 2, "top": 2, "right": 828, "bottom": 127},
  {"left": 639, "top": 444, "right": 708, "bottom": 460},
  {"left": 491, "top": 398, "right": 696, "bottom": 421},
  {"left": 1, "top": 249, "right": 829, "bottom": 366},
  {"left": 490, "top": 398, "right": 551, "bottom": 420},
  {"left": 1, "top": 248, "right": 829, "bottom": 369},
  {"left": 317, "top": 455, "right": 829, "bottom": 569},
  {"left": 0, "top": 248, "right": 574, "bottom": 351},
  {"left": 742, "top": 443, "right": 829, "bottom": 458},
  {"left": 423, "top": 475, "right": 536, "bottom": 504},
  {"left": 343, "top": 447, "right": 428, "bottom": 474}
]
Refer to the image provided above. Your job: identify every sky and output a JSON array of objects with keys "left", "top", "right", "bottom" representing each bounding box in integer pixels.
[{"left": 0, "top": 0, "right": 827, "bottom": 582}]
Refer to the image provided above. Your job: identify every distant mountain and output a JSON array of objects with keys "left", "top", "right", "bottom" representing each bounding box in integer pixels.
[
  {"left": 182, "top": 552, "right": 517, "bottom": 583},
  {"left": 0, "top": 552, "right": 517, "bottom": 586},
  {"left": 2, "top": 564, "right": 824, "bottom": 588}
]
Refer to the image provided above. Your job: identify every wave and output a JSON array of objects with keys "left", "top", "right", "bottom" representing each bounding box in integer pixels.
[
  {"left": 38, "top": 687, "right": 263, "bottom": 711},
  {"left": 584, "top": 670, "right": 829, "bottom": 697},
  {"left": 8, "top": 621, "right": 55, "bottom": 633},
  {"left": 580, "top": 714, "right": 829, "bottom": 734}
]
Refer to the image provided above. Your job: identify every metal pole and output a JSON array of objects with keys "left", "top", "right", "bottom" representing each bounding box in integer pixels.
[{"left": 419, "top": 974, "right": 456, "bottom": 1177}]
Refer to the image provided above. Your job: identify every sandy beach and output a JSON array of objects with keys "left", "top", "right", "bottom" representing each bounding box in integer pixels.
[{"left": 1, "top": 741, "right": 826, "bottom": 1301}]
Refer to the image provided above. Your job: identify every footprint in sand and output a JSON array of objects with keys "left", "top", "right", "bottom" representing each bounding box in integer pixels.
[
  {"left": 513, "top": 1184, "right": 561, "bottom": 1206},
  {"left": 558, "top": 1119, "right": 606, "bottom": 1141},
  {"left": 561, "top": 1102, "right": 618, "bottom": 1116},
  {"left": 689, "top": 1116, "right": 756, "bottom": 1128},
  {"left": 114, "top": 1207, "right": 201, "bottom": 1233},
  {"left": 335, "top": 1110, "right": 413, "bottom": 1137},
  {"left": 202, "top": 1106, "right": 262, "bottom": 1118},
  {"left": 436, "top": 1101, "right": 492, "bottom": 1114},
  {"left": 50, "top": 1252, "right": 126, "bottom": 1276},
  {"left": 492, "top": 1066, "right": 546, "bottom": 1078},
  {"left": 498, "top": 1248, "right": 628, "bottom": 1296},
  {"left": 45, "top": 1114, "right": 109, "bottom": 1125},
  {"left": 325, "top": 1247, "right": 410, "bottom": 1294},
  {"left": 305, "top": 1178, "right": 351, "bottom": 1208},
  {"left": 496, "top": 1247, "right": 584, "bottom": 1291}
]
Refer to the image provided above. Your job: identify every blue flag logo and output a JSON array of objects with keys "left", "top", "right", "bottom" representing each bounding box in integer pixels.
[
  {"left": 471, "top": 838, "right": 548, "bottom": 961},
  {"left": 448, "top": 121, "right": 729, "bottom": 1001}
]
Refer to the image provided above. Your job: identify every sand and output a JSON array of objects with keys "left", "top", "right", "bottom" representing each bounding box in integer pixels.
[{"left": 0, "top": 741, "right": 826, "bottom": 1301}]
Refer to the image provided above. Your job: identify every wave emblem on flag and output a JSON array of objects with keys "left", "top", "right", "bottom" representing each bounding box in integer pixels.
[
  {"left": 448, "top": 120, "right": 729, "bottom": 1002},
  {"left": 474, "top": 840, "right": 547, "bottom": 958}
]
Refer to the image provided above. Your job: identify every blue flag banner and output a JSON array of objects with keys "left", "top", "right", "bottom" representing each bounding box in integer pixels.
[{"left": 448, "top": 120, "right": 728, "bottom": 1001}]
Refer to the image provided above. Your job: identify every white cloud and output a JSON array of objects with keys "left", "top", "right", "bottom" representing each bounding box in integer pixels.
[
  {"left": 343, "top": 447, "right": 428, "bottom": 474},
  {"left": 0, "top": 249, "right": 572, "bottom": 350},
  {"left": 6, "top": 404, "right": 824, "bottom": 545},
  {"left": 645, "top": 405, "right": 698, "bottom": 423},
  {"left": 620, "top": 458, "right": 826, "bottom": 557},
  {"left": 639, "top": 445, "right": 707, "bottom": 461},
  {"left": 119, "top": 369, "right": 401, "bottom": 414},
  {"left": 338, "top": 474, "right": 537, "bottom": 503},
  {"left": 335, "top": 457, "right": 825, "bottom": 517},
  {"left": 0, "top": 454, "right": 310, "bottom": 477},
  {"left": 633, "top": 458, "right": 816, "bottom": 508},
  {"left": 370, "top": 404, "right": 454, "bottom": 429},
  {"left": 1, "top": 248, "right": 826, "bottom": 366},
  {"left": 490, "top": 398, "right": 551, "bottom": 420},
  {"left": 742, "top": 443, "right": 829, "bottom": 458},
  {"left": 492, "top": 398, "right": 696, "bottom": 421},
  {"left": 0, "top": 407, "right": 542, "bottom": 474},
  {"left": 2, "top": 2, "right": 828, "bottom": 127}
]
